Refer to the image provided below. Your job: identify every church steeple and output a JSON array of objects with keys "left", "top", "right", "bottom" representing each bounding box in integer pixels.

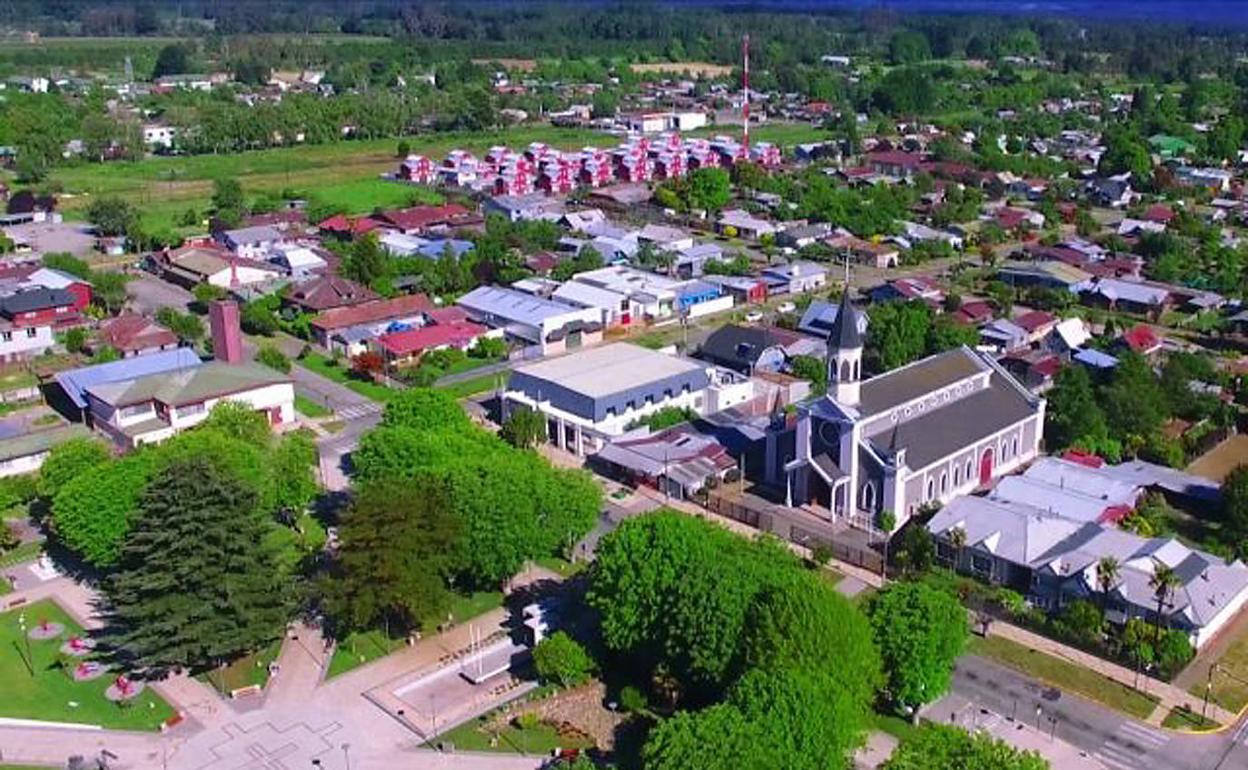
[{"left": 827, "top": 287, "right": 863, "bottom": 406}]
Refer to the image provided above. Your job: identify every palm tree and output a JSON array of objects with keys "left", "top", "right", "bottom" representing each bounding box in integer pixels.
[
  {"left": 1149, "top": 563, "right": 1181, "bottom": 646},
  {"left": 948, "top": 526, "right": 967, "bottom": 570},
  {"left": 1096, "top": 556, "right": 1121, "bottom": 611}
]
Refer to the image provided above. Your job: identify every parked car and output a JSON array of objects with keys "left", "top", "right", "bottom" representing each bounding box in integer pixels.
[
  {"left": 777, "top": 301, "right": 797, "bottom": 314},
  {"left": 745, "top": 310, "right": 764, "bottom": 323}
]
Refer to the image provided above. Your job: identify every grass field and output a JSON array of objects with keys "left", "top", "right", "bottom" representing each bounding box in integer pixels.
[
  {"left": 200, "top": 640, "right": 283, "bottom": 695},
  {"left": 0, "top": 599, "right": 176, "bottom": 730},
  {"left": 438, "top": 373, "right": 502, "bottom": 399},
  {"left": 327, "top": 590, "right": 504, "bottom": 679},
  {"left": 1187, "top": 628, "right": 1248, "bottom": 715},
  {"left": 967, "top": 635, "right": 1160, "bottom": 721},
  {"left": 437, "top": 713, "right": 595, "bottom": 754},
  {"left": 1161, "top": 706, "right": 1220, "bottom": 731},
  {"left": 52, "top": 127, "right": 606, "bottom": 232},
  {"left": 297, "top": 353, "right": 394, "bottom": 403},
  {"left": 294, "top": 394, "right": 333, "bottom": 419},
  {"left": 0, "top": 540, "right": 43, "bottom": 569}
]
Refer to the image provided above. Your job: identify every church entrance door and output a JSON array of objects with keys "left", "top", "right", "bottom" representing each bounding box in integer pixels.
[{"left": 979, "top": 447, "right": 995, "bottom": 486}]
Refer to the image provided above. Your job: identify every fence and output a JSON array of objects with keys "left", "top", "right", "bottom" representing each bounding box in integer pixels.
[{"left": 705, "top": 490, "right": 884, "bottom": 575}]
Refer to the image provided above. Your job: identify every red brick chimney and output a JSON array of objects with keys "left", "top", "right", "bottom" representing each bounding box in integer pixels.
[{"left": 208, "top": 300, "right": 243, "bottom": 364}]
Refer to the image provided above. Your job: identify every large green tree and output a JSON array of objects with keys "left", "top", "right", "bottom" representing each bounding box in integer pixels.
[
  {"left": 1045, "top": 364, "right": 1109, "bottom": 450},
  {"left": 1101, "top": 351, "right": 1167, "bottom": 445},
  {"left": 100, "top": 456, "right": 289, "bottom": 676},
  {"left": 37, "top": 437, "right": 111, "bottom": 500},
  {"left": 883, "top": 723, "right": 1049, "bottom": 770},
  {"left": 321, "top": 476, "right": 458, "bottom": 634},
  {"left": 868, "top": 582, "right": 968, "bottom": 711}
]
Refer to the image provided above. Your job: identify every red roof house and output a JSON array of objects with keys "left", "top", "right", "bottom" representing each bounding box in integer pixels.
[
  {"left": 1119, "top": 324, "right": 1163, "bottom": 356},
  {"left": 95, "top": 314, "right": 179, "bottom": 358},
  {"left": 317, "top": 214, "right": 382, "bottom": 238}
]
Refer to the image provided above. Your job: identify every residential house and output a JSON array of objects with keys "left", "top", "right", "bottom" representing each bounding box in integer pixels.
[
  {"left": 718, "top": 209, "right": 778, "bottom": 240},
  {"left": 267, "top": 243, "right": 327, "bottom": 278},
  {"left": 155, "top": 245, "right": 281, "bottom": 290},
  {"left": 869, "top": 276, "right": 944, "bottom": 306},
  {"left": 309, "top": 294, "right": 435, "bottom": 353},
  {"left": 760, "top": 261, "right": 827, "bottom": 296},
  {"left": 824, "top": 233, "right": 900, "bottom": 269},
  {"left": 0, "top": 424, "right": 92, "bottom": 478},
  {"left": 95, "top": 314, "right": 179, "bottom": 358},
  {"left": 703, "top": 274, "right": 768, "bottom": 305},
  {"left": 697, "top": 324, "right": 818, "bottom": 376},
  {"left": 373, "top": 204, "right": 479, "bottom": 234},
  {"left": 593, "top": 425, "right": 737, "bottom": 500},
  {"left": 373, "top": 308, "right": 489, "bottom": 367},
  {"left": 483, "top": 194, "right": 564, "bottom": 223},
  {"left": 216, "top": 225, "right": 284, "bottom": 260},
  {"left": 456, "top": 285, "right": 603, "bottom": 356},
  {"left": 282, "top": 275, "right": 379, "bottom": 314},
  {"left": 798, "top": 297, "right": 870, "bottom": 339}
]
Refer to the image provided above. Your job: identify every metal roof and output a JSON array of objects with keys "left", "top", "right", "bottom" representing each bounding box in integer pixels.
[{"left": 55, "top": 348, "right": 203, "bottom": 410}]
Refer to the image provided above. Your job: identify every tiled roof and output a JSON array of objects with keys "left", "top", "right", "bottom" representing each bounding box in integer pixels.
[
  {"left": 376, "top": 318, "right": 487, "bottom": 357},
  {"left": 97, "top": 314, "right": 178, "bottom": 352},
  {"left": 310, "top": 293, "right": 433, "bottom": 332},
  {"left": 283, "top": 275, "right": 379, "bottom": 312}
]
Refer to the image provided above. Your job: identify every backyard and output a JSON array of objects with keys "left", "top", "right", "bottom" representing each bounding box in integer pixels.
[
  {"left": 967, "top": 635, "right": 1160, "bottom": 721},
  {"left": 0, "top": 599, "right": 176, "bottom": 730}
]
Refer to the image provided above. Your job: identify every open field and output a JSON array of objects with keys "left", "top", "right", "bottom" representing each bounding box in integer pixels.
[
  {"left": 631, "top": 61, "right": 734, "bottom": 77},
  {"left": 52, "top": 126, "right": 607, "bottom": 231},
  {"left": 1187, "top": 435, "right": 1248, "bottom": 483},
  {"left": 967, "top": 635, "right": 1160, "bottom": 721},
  {"left": 0, "top": 599, "right": 176, "bottom": 730}
]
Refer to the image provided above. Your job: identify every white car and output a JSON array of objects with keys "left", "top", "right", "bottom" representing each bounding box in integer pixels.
[
  {"left": 777, "top": 301, "right": 797, "bottom": 314},
  {"left": 745, "top": 311, "right": 764, "bottom": 323}
]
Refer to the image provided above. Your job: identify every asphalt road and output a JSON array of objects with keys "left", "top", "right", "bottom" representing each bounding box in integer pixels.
[{"left": 948, "top": 654, "right": 1248, "bottom": 770}]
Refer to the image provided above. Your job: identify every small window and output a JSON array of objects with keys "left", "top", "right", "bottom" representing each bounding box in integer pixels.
[
  {"left": 1, "top": 332, "right": 10, "bottom": 342},
  {"left": 940, "top": 472, "right": 948, "bottom": 494},
  {"left": 926, "top": 478, "right": 935, "bottom": 502},
  {"left": 25, "top": 327, "right": 36, "bottom": 338},
  {"left": 1013, "top": 436, "right": 1020, "bottom": 456},
  {"left": 954, "top": 466, "right": 961, "bottom": 486}
]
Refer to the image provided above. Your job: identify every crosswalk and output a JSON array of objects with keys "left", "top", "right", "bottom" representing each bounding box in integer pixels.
[
  {"left": 1093, "top": 722, "right": 1170, "bottom": 770},
  {"left": 337, "top": 401, "right": 382, "bottom": 421}
]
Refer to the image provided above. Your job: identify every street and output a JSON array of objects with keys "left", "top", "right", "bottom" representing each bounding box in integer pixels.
[{"left": 946, "top": 654, "right": 1248, "bottom": 770}]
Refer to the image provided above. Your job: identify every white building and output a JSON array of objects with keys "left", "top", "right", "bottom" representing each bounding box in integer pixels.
[
  {"left": 83, "top": 362, "right": 295, "bottom": 449},
  {"left": 505, "top": 343, "right": 752, "bottom": 456}
]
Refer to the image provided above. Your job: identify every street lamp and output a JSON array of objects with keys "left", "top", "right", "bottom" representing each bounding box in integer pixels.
[
  {"left": 340, "top": 743, "right": 350, "bottom": 770},
  {"left": 17, "top": 612, "right": 33, "bottom": 677}
]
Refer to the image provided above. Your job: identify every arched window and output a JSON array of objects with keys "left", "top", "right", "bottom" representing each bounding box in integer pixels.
[
  {"left": 1013, "top": 436, "right": 1020, "bottom": 457},
  {"left": 926, "top": 478, "right": 935, "bottom": 502},
  {"left": 861, "top": 481, "right": 876, "bottom": 511},
  {"left": 840, "top": 360, "right": 851, "bottom": 382},
  {"left": 853, "top": 360, "right": 860, "bottom": 380},
  {"left": 954, "top": 465, "right": 962, "bottom": 486},
  {"left": 965, "top": 459, "right": 973, "bottom": 480},
  {"left": 940, "top": 472, "right": 948, "bottom": 494}
]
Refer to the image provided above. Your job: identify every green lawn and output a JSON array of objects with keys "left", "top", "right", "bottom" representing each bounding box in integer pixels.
[
  {"left": 51, "top": 127, "right": 607, "bottom": 232},
  {"left": 438, "top": 373, "right": 502, "bottom": 399},
  {"left": 535, "top": 556, "right": 586, "bottom": 579},
  {"left": 294, "top": 394, "right": 333, "bottom": 419},
  {"left": 0, "top": 599, "right": 176, "bottom": 730},
  {"left": 297, "top": 353, "right": 394, "bottom": 403},
  {"left": 0, "top": 368, "right": 38, "bottom": 392},
  {"left": 1161, "top": 706, "right": 1220, "bottom": 731},
  {"left": 871, "top": 711, "right": 921, "bottom": 743},
  {"left": 968, "top": 635, "right": 1160, "bottom": 721},
  {"left": 199, "top": 640, "right": 283, "bottom": 695},
  {"left": 305, "top": 178, "right": 443, "bottom": 215},
  {"left": 327, "top": 591, "right": 505, "bottom": 679},
  {"left": 1188, "top": 628, "right": 1248, "bottom": 714},
  {"left": 0, "top": 541, "right": 43, "bottom": 569},
  {"left": 436, "top": 713, "right": 595, "bottom": 754}
]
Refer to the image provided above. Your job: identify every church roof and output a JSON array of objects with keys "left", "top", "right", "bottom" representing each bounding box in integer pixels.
[
  {"left": 827, "top": 289, "right": 863, "bottom": 350},
  {"left": 857, "top": 347, "right": 986, "bottom": 417}
]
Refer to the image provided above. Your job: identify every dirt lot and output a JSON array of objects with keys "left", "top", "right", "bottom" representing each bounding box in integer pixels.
[
  {"left": 1186, "top": 434, "right": 1248, "bottom": 482},
  {"left": 506, "top": 681, "right": 628, "bottom": 749},
  {"left": 630, "top": 61, "right": 734, "bottom": 77}
]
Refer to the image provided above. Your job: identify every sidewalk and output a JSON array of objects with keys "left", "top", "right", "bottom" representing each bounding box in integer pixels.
[
  {"left": 989, "top": 621, "right": 1237, "bottom": 726},
  {"left": 934, "top": 692, "right": 1105, "bottom": 769}
]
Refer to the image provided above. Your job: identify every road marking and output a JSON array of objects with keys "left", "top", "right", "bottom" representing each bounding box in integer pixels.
[
  {"left": 337, "top": 402, "right": 382, "bottom": 420},
  {"left": 1094, "top": 745, "right": 1139, "bottom": 770},
  {"left": 1117, "top": 722, "right": 1168, "bottom": 746}
]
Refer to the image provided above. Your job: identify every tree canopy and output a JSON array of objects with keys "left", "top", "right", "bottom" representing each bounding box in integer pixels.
[
  {"left": 883, "top": 723, "right": 1049, "bottom": 770},
  {"left": 868, "top": 582, "right": 968, "bottom": 711}
]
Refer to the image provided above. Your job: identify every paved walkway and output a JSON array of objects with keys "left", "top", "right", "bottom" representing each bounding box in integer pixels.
[{"left": 988, "top": 621, "right": 1238, "bottom": 726}]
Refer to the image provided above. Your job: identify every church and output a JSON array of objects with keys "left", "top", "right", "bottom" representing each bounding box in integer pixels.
[{"left": 762, "top": 290, "right": 1047, "bottom": 534}]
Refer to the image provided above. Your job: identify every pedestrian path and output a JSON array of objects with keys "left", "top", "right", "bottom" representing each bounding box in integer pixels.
[
  {"left": 988, "top": 622, "right": 1237, "bottom": 726},
  {"left": 1094, "top": 721, "right": 1170, "bottom": 770},
  {"left": 337, "top": 401, "right": 382, "bottom": 421}
]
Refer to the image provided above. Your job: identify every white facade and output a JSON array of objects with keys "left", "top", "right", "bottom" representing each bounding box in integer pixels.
[
  {"left": 0, "top": 323, "right": 55, "bottom": 362},
  {"left": 143, "top": 125, "right": 178, "bottom": 150},
  {"left": 89, "top": 382, "right": 295, "bottom": 448}
]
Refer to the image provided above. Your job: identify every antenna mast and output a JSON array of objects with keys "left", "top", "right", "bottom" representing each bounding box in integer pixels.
[{"left": 742, "top": 34, "right": 750, "bottom": 158}]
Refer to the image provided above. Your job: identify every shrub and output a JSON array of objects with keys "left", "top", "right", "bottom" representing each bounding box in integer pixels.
[
  {"left": 256, "top": 345, "right": 291, "bottom": 373},
  {"left": 533, "top": 631, "right": 594, "bottom": 688},
  {"left": 619, "top": 685, "right": 647, "bottom": 713}
]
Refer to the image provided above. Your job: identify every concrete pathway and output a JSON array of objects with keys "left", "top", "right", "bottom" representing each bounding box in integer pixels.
[{"left": 988, "top": 621, "right": 1238, "bottom": 726}]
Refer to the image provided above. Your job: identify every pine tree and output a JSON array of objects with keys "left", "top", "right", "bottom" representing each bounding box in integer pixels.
[{"left": 100, "top": 456, "right": 290, "bottom": 677}]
